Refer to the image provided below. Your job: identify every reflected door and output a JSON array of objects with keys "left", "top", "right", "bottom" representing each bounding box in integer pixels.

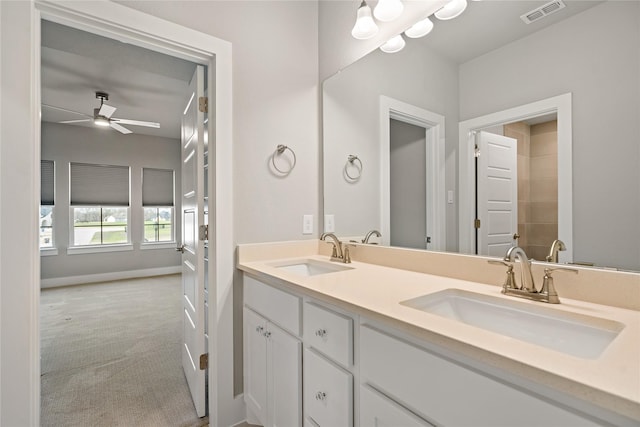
[{"left": 477, "top": 131, "right": 518, "bottom": 257}]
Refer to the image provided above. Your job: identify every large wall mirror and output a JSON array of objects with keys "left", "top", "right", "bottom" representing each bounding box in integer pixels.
[{"left": 322, "top": 0, "right": 640, "bottom": 272}]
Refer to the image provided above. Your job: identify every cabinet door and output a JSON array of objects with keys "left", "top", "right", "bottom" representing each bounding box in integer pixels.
[
  {"left": 268, "top": 322, "right": 302, "bottom": 427},
  {"left": 244, "top": 308, "right": 268, "bottom": 425},
  {"left": 304, "top": 348, "right": 353, "bottom": 427},
  {"left": 361, "top": 385, "right": 434, "bottom": 427}
]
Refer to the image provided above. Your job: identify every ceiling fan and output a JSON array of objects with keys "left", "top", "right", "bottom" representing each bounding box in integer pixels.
[{"left": 42, "top": 91, "right": 160, "bottom": 134}]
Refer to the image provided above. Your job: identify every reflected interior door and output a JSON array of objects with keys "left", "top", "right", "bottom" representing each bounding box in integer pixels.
[
  {"left": 181, "top": 64, "right": 207, "bottom": 417},
  {"left": 477, "top": 131, "right": 518, "bottom": 257}
]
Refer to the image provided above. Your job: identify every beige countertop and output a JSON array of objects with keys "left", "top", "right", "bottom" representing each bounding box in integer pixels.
[{"left": 237, "top": 242, "right": 640, "bottom": 422}]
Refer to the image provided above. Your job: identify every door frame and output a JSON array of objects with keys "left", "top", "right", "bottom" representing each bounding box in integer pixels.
[
  {"left": 380, "top": 95, "right": 446, "bottom": 250},
  {"left": 8, "top": 1, "right": 237, "bottom": 425},
  {"left": 458, "top": 93, "right": 573, "bottom": 263}
]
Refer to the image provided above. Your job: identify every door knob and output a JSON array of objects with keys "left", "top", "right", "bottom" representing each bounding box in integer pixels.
[{"left": 175, "top": 244, "right": 185, "bottom": 253}]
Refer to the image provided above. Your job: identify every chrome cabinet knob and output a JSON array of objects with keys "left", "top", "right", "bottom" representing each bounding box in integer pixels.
[
  {"left": 315, "top": 391, "right": 326, "bottom": 401},
  {"left": 315, "top": 328, "right": 327, "bottom": 338},
  {"left": 255, "top": 326, "right": 264, "bottom": 334},
  {"left": 263, "top": 330, "right": 271, "bottom": 338}
]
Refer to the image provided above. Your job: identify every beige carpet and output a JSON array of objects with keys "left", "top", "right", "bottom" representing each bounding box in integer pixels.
[{"left": 40, "top": 274, "right": 208, "bottom": 427}]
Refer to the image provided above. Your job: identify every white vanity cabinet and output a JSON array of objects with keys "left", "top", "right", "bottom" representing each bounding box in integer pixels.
[
  {"left": 244, "top": 276, "right": 302, "bottom": 427},
  {"left": 360, "top": 325, "right": 604, "bottom": 427}
]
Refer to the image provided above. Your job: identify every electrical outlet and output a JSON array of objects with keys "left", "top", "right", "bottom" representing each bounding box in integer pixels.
[
  {"left": 303, "top": 215, "right": 313, "bottom": 235},
  {"left": 324, "top": 214, "right": 335, "bottom": 233}
]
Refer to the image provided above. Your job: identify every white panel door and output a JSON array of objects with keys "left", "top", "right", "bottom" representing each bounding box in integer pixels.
[
  {"left": 477, "top": 131, "right": 518, "bottom": 257},
  {"left": 181, "top": 64, "right": 206, "bottom": 417}
]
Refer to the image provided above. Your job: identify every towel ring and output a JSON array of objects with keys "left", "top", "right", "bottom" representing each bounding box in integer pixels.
[
  {"left": 344, "top": 155, "right": 363, "bottom": 181},
  {"left": 271, "top": 144, "right": 296, "bottom": 175}
]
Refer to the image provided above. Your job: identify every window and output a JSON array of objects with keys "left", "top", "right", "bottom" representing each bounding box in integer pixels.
[
  {"left": 142, "top": 168, "right": 175, "bottom": 243},
  {"left": 70, "top": 163, "right": 130, "bottom": 247},
  {"left": 40, "top": 160, "right": 55, "bottom": 248}
]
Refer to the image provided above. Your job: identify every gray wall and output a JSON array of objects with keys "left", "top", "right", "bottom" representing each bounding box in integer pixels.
[
  {"left": 323, "top": 41, "right": 459, "bottom": 248},
  {"left": 459, "top": 1, "right": 640, "bottom": 270},
  {"left": 390, "top": 119, "right": 426, "bottom": 249},
  {"left": 41, "top": 122, "right": 182, "bottom": 280}
]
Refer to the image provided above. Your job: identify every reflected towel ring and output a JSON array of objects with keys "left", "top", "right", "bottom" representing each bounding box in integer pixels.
[
  {"left": 271, "top": 144, "right": 296, "bottom": 175},
  {"left": 344, "top": 155, "right": 363, "bottom": 181}
]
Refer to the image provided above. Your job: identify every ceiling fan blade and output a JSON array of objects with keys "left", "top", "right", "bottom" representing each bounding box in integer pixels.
[
  {"left": 110, "top": 122, "right": 132, "bottom": 134},
  {"left": 99, "top": 103, "right": 117, "bottom": 118},
  {"left": 42, "top": 104, "right": 92, "bottom": 118},
  {"left": 112, "top": 118, "right": 160, "bottom": 129},
  {"left": 59, "top": 119, "right": 92, "bottom": 124}
]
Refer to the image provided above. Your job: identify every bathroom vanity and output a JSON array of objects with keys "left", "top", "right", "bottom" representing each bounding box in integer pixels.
[{"left": 237, "top": 240, "right": 640, "bottom": 427}]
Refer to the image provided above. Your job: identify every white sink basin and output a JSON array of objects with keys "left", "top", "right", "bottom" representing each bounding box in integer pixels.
[
  {"left": 400, "top": 289, "right": 624, "bottom": 359},
  {"left": 271, "top": 259, "right": 353, "bottom": 277}
]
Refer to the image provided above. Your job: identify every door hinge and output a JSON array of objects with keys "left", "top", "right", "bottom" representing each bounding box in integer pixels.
[
  {"left": 198, "top": 96, "right": 208, "bottom": 113},
  {"left": 199, "top": 224, "right": 209, "bottom": 241},
  {"left": 474, "top": 144, "right": 480, "bottom": 158},
  {"left": 474, "top": 219, "right": 481, "bottom": 229},
  {"left": 199, "top": 353, "right": 209, "bottom": 370}
]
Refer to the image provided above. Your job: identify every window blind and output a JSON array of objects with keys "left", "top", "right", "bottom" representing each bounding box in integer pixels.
[
  {"left": 41, "top": 160, "right": 55, "bottom": 205},
  {"left": 142, "top": 168, "right": 174, "bottom": 206},
  {"left": 70, "top": 163, "right": 130, "bottom": 206}
]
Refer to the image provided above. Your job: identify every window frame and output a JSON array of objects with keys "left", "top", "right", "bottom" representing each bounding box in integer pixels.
[
  {"left": 67, "top": 205, "right": 133, "bottom": 254},
  {"left": 141, "top": 205, "right": 176, "bottom": 247}
]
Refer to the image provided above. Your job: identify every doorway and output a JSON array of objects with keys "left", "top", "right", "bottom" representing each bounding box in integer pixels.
[
  {"left": 458, "top": 93, "right": 573, "bottom": 264},
  {"left": 380, "top": 96, "right": 446, "bottom": 250},
  {"left": 2, "top": 2, "right": 235, "bottom": 425}
]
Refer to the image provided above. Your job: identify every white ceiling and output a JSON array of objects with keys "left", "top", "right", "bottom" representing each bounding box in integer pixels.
[
  {"left": 414, "top": 0, "right": 604, "bottom": 64},
  {"left": 41, "top": 20, "right": 197, "bottom": 139}
]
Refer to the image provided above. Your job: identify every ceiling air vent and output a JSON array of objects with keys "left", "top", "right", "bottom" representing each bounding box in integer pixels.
[{"left": 521, "top": 0, "right": 566, "bottom": 24}]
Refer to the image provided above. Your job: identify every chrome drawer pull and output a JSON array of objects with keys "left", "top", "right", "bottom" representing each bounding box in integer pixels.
[
  {"left": 315, "top": 328, "right": 327, "bottom": 338},
  {"left": 263, "top": 330, "right": 271, "bottom": 338},
  {"left": 315, "top": 391, "right": 326, "bottom": 401},
  {"left": 256, "top": 326, "right": 264, "bottom": 334}
]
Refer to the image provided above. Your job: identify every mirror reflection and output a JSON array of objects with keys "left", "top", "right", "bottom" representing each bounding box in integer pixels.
[{"left": 323, "top": 0, "right": 639, "bottom": 271}]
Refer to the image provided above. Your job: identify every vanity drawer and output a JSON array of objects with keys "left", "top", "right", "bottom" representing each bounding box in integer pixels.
[
  {"left": 303, "top": 301, "right": 353, "bottom": 367},
  {"left": 304, "top": 348, "right": 353, "bottom": 427},
  {"left": 360, "top": 325, "right": 601, "bottom": 427},
  {"left": 244, "top": 275, "right": 301, "bottom": 336},
  {"left": 360, "top": 384, "right": 434, "bottom": 427}
]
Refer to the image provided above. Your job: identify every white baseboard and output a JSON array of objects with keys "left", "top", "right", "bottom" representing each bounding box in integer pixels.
[{"left": 40, "top": 266, "right": 181, "bottom": 288}]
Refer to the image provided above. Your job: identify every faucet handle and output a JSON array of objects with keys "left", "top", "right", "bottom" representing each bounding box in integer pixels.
[
  {"left": 540, "top": 267, "right": 578, "bottom": 304},
  {"left": 488, "top": 260, "right": 517, "bottom": 290}
]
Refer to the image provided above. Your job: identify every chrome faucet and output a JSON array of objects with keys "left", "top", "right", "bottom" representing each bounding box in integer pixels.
[
  {"left": 546, "top": 239, "right": 566, "bottom": 263},
  {"left": 489, "top": 246, "right": 578, "bottom": 304},
  {"left": 503, "top": 246, "right": 536, "bottom": 292},
  {"left": 320, "top": 232, "right": 350, "bottom": 263},
  {"left": 362, "top": 229, "right": 381, "bottom": 244}
]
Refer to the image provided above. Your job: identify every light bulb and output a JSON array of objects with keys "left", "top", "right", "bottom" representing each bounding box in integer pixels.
[
  {"left": 405, "top": 16, "right": 434, "bottom": 38},
  {"left": 94, "top": 116, "right": 110, "bottom": 127},
  {"left": 351, "top": 0, "right": 378, "bottom": 40},
  {"left": 434, "top": 0, "right": 467, "bottom": 20},
  {"left": 374, "top": 0, "right": 404, "bottom": 22},
  {"left": 380, "top": 34, "right": 406, "bottom": 53}
]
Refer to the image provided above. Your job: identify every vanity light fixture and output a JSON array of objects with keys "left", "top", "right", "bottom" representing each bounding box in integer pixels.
[
  {"left": 404, "top": 16, "right": 434, "bottom": 38},
  {"left": 374, "top": 0, "right": 404, "bottom": 22},
  {"left": 351, "top": 0, "right": 379, "bottom": 40},
  {"left": 434, "top": 0, "right": 468, "bottom": 20},
  {"left": 380, "top": 34, "right": 406, "bottom": 53}
]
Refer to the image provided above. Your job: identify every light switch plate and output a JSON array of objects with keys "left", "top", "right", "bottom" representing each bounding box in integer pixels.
[
  {"left": 324, "top": 214, "right": 335, "bottom": 233},
  {"left": 303, "top": 215, "right": 313, "bottom": 235}
]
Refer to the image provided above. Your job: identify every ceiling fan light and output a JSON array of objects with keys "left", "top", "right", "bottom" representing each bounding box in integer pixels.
[
  {"left": 405, "top": 16, "right": 434, "bottom": 38},
  {"left": 351, "top": 0, "right": 379, "bottom": 40},
  {"left": 94, "top": 116, "right": 110, "bottom": 127},
  {"left": 380, "top": 34, "right": 406, "bottom": 54},
  {"left": 374, "top": 0, "right": 404, "bottom": 22},
  {"left": 434, "top": 0, "right": 468, "bottom": 20}
]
